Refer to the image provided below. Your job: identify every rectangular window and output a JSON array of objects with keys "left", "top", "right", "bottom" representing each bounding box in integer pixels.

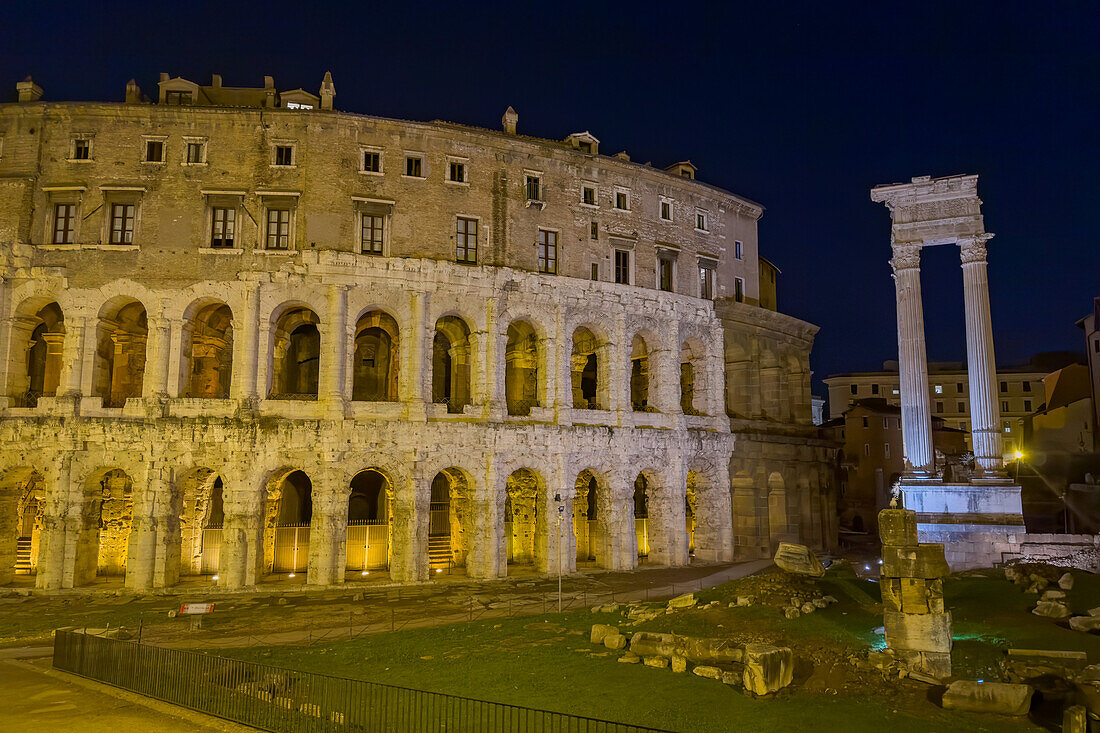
[
  {"left": 699, "top": 261, "right": 715, "bottom": 299},
  {"left": 934, "top": 384, "right": 943, "bottom": 394},
  {"left": 735, "top": 240, "right": 743, "bottom": 260},
  {"left": 957, "top": 382, "right": 964, "bottom": 393},
  {"left": 525, "top": 175, "right": 541, "bottom": 202},
  {"left": 695, "top": 212, "right": 708, "bottom": 231},
  {"left": 165, "top": 90, "right": 192, "bottom": 105},
  {"left": 582, "top": 186, "right": 596, "bottom": 206},
  {"left": 448, "top": 161, "right": 466, "bottom": 183},
  {"left": 590, "top": 263, "right": 599, "bottom": 281},
  {"left": 734, "top": 276, "right": 744, "bottom": 302},
  {"left": 72, "top": 138, "right": 90, "bottom": 160},
  {"left": 957, "top": 401, "right": 965, "bottom": 412},
  {"left": 361, "top": 214, "right": 384, "bottom": 254},
  {"left": 882, "top": 418, "right": 889, "bottom": 428},
  {"left": 862, "top": 416, "right": 868, "bottom": 427},
  {"left": 52, "top": 204, "right": 75, "bottom": 244},
  {"left": 145, "top": 140, "right": 164, "bottom": 162},
  {"left": 266, "top": 208, "right": 291, "bottom": 249},
  {"left": 660, "top": 200, "right": 672, "bottom": 221},
  {"left": 614, "top": 191, "right": 628, "bottom": 210},
  {"left": 456, "top": 217, "right": 478, "bottom": 263},
  {"left": 851, "top": 384, "right": 858, "bottom": 395},
  {"left": 1022, "top": 381, "right": 1031, "bottom": 392},
  {"left": 614, "top": 249, "right": 630, "bottom": 284},
  {"left": 864, "top": 444, "right": 870, "bottom": 457},
  {"left": 1001, "top": 400, "right": 1009, "bottom": 412},
  {"left": 935, "top": 400, "right": 943, "bottom": 412},
  {"left": 211, "top": 207, "right": 235, "bottom": 248},
  {"left": 274, "top": 145, "right": 294, "bottom": 166},
  {"left": 537, "top": 229, "right": 557, "bottom": 274},
  {"left": 109, "top": 203, "right": 135, "bottom": 244},
  {"left": 872, "top": 384, "right": 879, "bottom": 394},
  {"left": 590, "top": 222, "right": 598, "bottom": 240},
  {"left": 186, "top": 142, "right": 205, "bottom": 164},
  {"left": 362, "top": 151, "right": 381, "bottom": 173},
  {"left": 1000, "top": 381, "right": 1008, "bottom": 392},
  {"left": 884, "top": 443, "right": 891, "bottom": 459},
  {"left": 405, "top": 156, "right": 423, "bottom": 178},
  {"left": 1024, "top": 399, "right": 1032, "bottom": 412},
  {"left": 658, "top": 258, "right": 674, "bottom": 292}
]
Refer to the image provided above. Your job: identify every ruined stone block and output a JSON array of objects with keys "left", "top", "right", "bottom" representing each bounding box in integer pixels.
[
  {"left": 878, "top": 508, "right": 919, "bottom": 546},
  {"left": 942, "top": 681, "right": 1033, "bottom": 716},
  {"left": 884, "top": 610, "right": 952, "bottom": 654},
  {"left": 882, "top": 544, "right": 950, "bottom": 579}
]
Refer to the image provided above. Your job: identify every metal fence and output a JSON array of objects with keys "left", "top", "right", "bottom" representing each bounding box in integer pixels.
[{"left": 53, "top": 630, "right": 670, "bottom": 733}]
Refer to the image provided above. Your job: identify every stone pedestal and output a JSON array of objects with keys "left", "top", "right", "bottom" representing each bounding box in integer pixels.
[{"left": 879, "top": 507, "right": 952, "bottom": 679}]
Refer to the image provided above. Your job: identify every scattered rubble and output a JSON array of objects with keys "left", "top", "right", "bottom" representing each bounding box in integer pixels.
[
  {"left": 773, "top": 542, "right": 826, "bottom": 577},
  {"left": 941, "top": 680, "right": 1034, "bottom": 716}
]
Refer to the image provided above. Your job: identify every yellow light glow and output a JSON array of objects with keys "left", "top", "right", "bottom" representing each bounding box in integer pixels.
[
  {"left": 288, "top": 573, "right": 296, "bottom": 578},
  {"left": 361, "top": 571, "right": 368, "bottom": 576},
  {"left": 1013, "top": 450, "right": 1024, "bottom": 460}
]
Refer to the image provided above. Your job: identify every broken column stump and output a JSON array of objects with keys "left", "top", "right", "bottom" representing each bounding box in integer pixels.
[{"left": 879, "top": 507, "right": 952, "bottom": 679}]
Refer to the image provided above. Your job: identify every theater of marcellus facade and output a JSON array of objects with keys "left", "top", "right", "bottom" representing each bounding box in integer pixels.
[{"left": 0, "top": 72, "right": 835, "bottom": 592}]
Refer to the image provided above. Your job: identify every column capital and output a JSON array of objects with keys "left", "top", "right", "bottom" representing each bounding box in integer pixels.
[
  {"left": 889, "top": 244, "right": 922, "bottom": 274},
  {"left": 959, "top": 233, "right": 994, "bottom": 265}
]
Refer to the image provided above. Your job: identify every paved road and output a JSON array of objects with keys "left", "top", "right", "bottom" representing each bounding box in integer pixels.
[{"left": 0, "top": 659, "right": 250, "bottom": 732}]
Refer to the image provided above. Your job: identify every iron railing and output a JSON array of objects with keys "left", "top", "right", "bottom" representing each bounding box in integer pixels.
[{"left": 53, "top": 630, "right": 670, "bottom": 733}]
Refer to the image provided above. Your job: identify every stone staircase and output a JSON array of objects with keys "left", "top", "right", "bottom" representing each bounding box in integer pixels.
[
  {"left": 428, "top": 535, "right": 451, "bottom": 569},
  {"left": 15, "top": 537, "right": 33, "bottom": 572}
]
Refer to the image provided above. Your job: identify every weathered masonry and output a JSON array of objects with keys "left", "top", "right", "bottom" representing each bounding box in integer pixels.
[{"left": 0, "top": 73, "right": 835, "bottom": 591}]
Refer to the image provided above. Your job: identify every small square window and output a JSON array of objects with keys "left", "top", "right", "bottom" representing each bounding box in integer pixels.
[
  {"left": 735, "top": 240, "right": 743, "bottom": 260},
  {"left": 590, "top": 222, "right": 598, "bottom": 240},
  {"left": 614, "top": 249, "right": 630, "bottom": 284},
  {"left": 361, "top": 214, "right": 384, "bottom": 255},
  {"left": 448, "top": 161, "right": 466, "bottom": 183},
  {"left": 525, "top": 175, "right": 542, "bottom": 202},
  {"left": 186, "top": 142, "right": 205, "bottom": 164},
  {"left": 109, "top": 203, "right": 136, "bottom": 245},
  {"left": 695, "top": 212, "right": 708, "bottom": 231},
  {"left": 52, "top": 203, "right": 75, "bottom": 244},
  {"left": 145, "top": 140, "right": 164, "bottom": 163},
  {"left": 537, "top": 229, "right": 557, "bottom": 275},
  {"left": 405, "top": 156, "right": 423, "bottom": 178},
  {"left": 614, "top": 191, "right": 628, "bottom": 210},
  {"left": 660, "top": 200, "right": 672, "bottom": 221},
  {"left": 582, "top": 186, "right": 596, "bottom": 206},
  {"left": 934, "top": 384, "right": 943, "bottom": 394},
  {"left": 274, "top": 145, "right": 294, "bottom": 166},
  {"left": 211, "top": 207, "right": 235, "bottom": 248},
  {"left": 72, "top": 138, "right": 91, "bottom": 160},
  {"left": 456, "top": 217, "right": 478, "bottom": 263},
  {"left": 362, "top": 151, "right": 381, "bottom": 173}
]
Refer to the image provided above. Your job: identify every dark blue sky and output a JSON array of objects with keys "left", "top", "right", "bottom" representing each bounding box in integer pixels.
[{"left": 4, "top": 1, "right": 1097, "bottom": 392}]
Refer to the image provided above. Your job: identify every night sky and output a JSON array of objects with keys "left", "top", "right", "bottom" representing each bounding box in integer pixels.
[{"left": 4, "top": 2, "right": 1097, "bottom": 395}]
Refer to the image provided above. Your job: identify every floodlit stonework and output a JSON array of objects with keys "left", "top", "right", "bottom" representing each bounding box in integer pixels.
[{"left": 0, "top": 73, "right": 835, "bottom": 592}]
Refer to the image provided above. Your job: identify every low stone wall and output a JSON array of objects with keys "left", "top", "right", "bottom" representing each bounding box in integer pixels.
[{"left": 920, "top": 527, "right": 1100, "bottom": 571}]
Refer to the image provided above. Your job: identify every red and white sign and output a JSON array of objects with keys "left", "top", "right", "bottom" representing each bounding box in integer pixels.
[{"left": 179, "top": 602, "right": 215, "bottom": 615}]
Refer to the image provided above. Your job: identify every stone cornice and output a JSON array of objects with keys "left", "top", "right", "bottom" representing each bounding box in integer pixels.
[{"left": 714, "top": 299, "right": 819, "bottom": 343}]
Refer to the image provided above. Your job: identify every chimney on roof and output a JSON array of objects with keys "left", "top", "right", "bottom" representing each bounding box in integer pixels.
[
  {"left": 319, "top": 71, "right": 335, "bottom": 110},
  {"left": 502, "top": 106, "right": 518, "bottom": 135},
  {"left": 159, "top": 72, "right": 169, "bottom": 83},
  {"left": 263, "top": 75, "right": 276, "bottom": 107},
  {"left": 125, "top": 78, "right": 142, "bottom": 104},
  {"left": 17, "top": 76, "right": 43, "bottom": 103},
  {"left": 211, "top": 74, "right": 222, "bottom": 88}
]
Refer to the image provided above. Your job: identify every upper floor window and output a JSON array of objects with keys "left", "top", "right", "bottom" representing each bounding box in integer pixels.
[
  {"left": 448, "top": 161, "right": 467, "bottom": 183},
  {"left": 590, "top": 222, "right": 598, "bottom": 240},
  {"left": 658, "top": 257, "right": 674, "bottom": 292},
  {"left": 525, "top": 175, "right": 542, "bottom": 202},
  {"left": 699, "top": 259, "right": 716, "bottom": 299},
  {"left": 871, "top": 383, "right": 879, "bottom": 394},
  {"left": 582, "top": 185, "right": 597, "bottom": 206},
  {"left": 71, "top": 138, "right": 92, "bottom": 161},
  {"left": 614, "top": 248, "right": 630, "bottom": 284},
  {"left": 614, "top": 190, "right": 629, "bottom": 210},
  {"left": 936, "top": 400, "right": 944, "bottom": 412},
  {"left": 1000, "top": 381, "right": 1008, "bottom": 392},
  {"left": 957, "top": 401, "right": 965, "bottom": 412},
  {"left": 1001, "top": 400, "right": 1009, "bottom": 413},
  {"left": 273, "top": 144, "right": 295, "bottom": 167},
  {"left": 185, "top": 140, "right": 206, "bottom": 165},
  {"left": 537, "top": 229, "right": 558, "bottom": 275},
  {"left": 144, "top": 139, "right": 165, "bottom": 163},
  {"left": 211, "top": 207, "right": 236, "bottom": 248},
  {"left": 735, "top": 240, "right": 743, "bottom": 260},
  {"left": 53, "top": 204, "right": 76, "bottom": 244},
  {"left": 361, "top": 214, "right": 384, "bottom": 255},
  {"left": 362, "top": 149, "right": 381, "bottom": 174},
  {"left": 405, "top": 155, "right": 424, "bottom": 178},
  {"left": 734, "top": 276, "right": 744, "bottom": 302},
  {"left": 109, "top": 203, "right": 135, "bottom": 244},
  {"left": 590, "top": 263, "right": 599, "bottom": 281},
  {"left": 165, "top": 90, "right": 192, "bottom": 105},
  {"left": 934, "top": 384, "right": 944, "bottom": 394},
  {"left": 1022, "top": 381, "right": 1031, "bottom": 392},
  {"left": 695, "top": 211, "right": 709, "bottom": 232},
  {"left": 1024, "top": 399, "right": 1032, "bottom": 412},
  {"left": 660, "top": 200, "right": 672, "bottom": 221},
  {"left": 851, "top": 384, "right": 858, "bottom": 395},
  {"left": 265, "top": 207, "right": 291, "bottom": 249},
  {"left": 456, "top": 216, "right": 478, "bottom": 263}
]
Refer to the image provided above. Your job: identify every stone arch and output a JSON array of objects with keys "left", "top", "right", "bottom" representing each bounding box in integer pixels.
[
  {"left": 428, "top": 467, "right": 472, "bottom": 572},
  {"left": 630, "top": 334, "right": 651, "bottom": 411},
  {"left": 679, "top": 337, "right": 709, "bottom": 416},
  {"left": 504, "top": 320, "right": 540, "bottom": 416},
  {"left": 0, "top": 468, "right": 45, "bottom": 583},
  {"left": 633, "top": 472, "right": 650, "bottom": 558},
  {"left": 572, "top": 468, "right": 621, "bottom": 567},
  {"left": 686, "top": 464, "right": 731, "bottom": 563},
  {"left": 352, "top": 310, "right": 399, "bottom": 402},
  {"left": 432, "top": 316, "right": 473, "bottom": 413},
  {"left": 570, "top": 326, "right": 609, "bottom": 410},
  {"left": 179, "top": 300, "right": 234, "bottom": 398},
  {"left": 504, "top": 468, "right": 543, "bottom": 568},
  {"left": 176, "top": 467, "right": 225, "bottom": 577},
  {"left": 73, "top": 467, "right": 135, "bottom": 585},
  {"left": 93, "top": 298, "right": 148, "bottom": 407},
  {"left": 269, "top": 305, "right": 321, "bottom": 399},
  {"left": 346, "top": 468, "right": 393, "bottom": 572},
  {"left": 262, "top": 468, "right": 314, "bottom": 575},
  {"left": 6, "top": 298, "right": 65, "bottom": 407}
]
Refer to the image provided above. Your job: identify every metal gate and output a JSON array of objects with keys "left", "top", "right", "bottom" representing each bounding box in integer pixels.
[{"left": 272, "top": 525, "right": 310, "bottom": 573}]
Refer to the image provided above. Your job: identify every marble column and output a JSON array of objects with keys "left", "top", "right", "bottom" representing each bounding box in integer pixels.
[
  {"left": 890, "top": 245, "right": 935, "bottom": 476},
  {"left": 960, "top": 234, "right": 1004, "bottom": 476}
]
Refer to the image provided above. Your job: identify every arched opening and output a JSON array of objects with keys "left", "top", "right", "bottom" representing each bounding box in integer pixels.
[
  {"left": 505, "top": 321, "right": 539, "bottom": 416},
  {"left": 182, "top": 303, "right": 233, "bottom": 398},
  {"left": 428, "top": 469, "right": 470, "bottom": 572},
  {"left": 73, "top": 469, "right": 134, "bottom": 585},
  {"left": 270, "top": 307, "right": 320, "bottom": 399},
  {"left": 852, "top": 514, "right": 865, "bottom": 533},
  {"left": 630, "top": 335, "right": 650, "bottom": 411},
  {"left": 7, "top": 301, "right": 64, "bottom": 407},
  {"left": 685, "top": 476, "right": 697, "bottom": 557},
  {"left": 505, "top": 468, "right": 539, "bottom": 566},
  {"left": 680, "top": 338, "right": 706, "bottom": 416},
  {"left": 264, "top": 470, "right": 313, "bottom": 575},
  {"left": 352, "top": 311, "right": 399, "bottom": 402},
  {"left": 93, "top": 300, "right": 147, "bottom": 408},
  {"left": 0, "top": 469, "right": 44, "bottom": 582},
  {"left": 432, "top": 316, "right": 473, "bottom": 413},
  {"left": 346, "top": 469, "right": 392, "bottom": 572},
  {"left": 633, "top": 474, "right": 649, "bottom": 559},
  {"left": 177, "top": 469, "right": 224, "bottom": 577},
  {"left": 571, "top": 327, "right": 604, "bottom": 410},
  {"left": 573, "top": 470, "right": 609, "bottom": 566}
]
